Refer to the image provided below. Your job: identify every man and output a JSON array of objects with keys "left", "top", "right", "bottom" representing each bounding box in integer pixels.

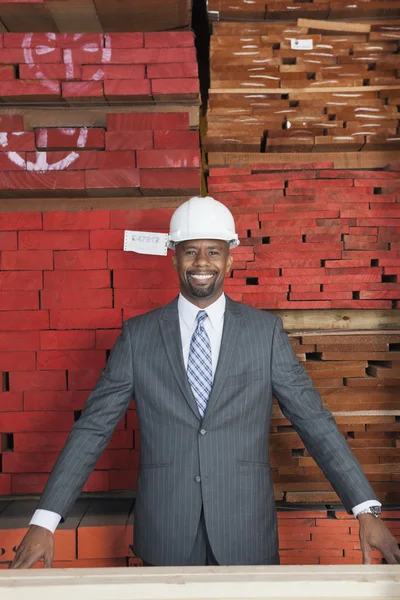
[{"left": 10, "top": 197, "right": 400, "bottom": 568}]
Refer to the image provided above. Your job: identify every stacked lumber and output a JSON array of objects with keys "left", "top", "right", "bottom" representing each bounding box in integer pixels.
[
  {"left": 0, "top": 0, "right": 192, "bottom": 33},
  {"left": 0, "top": 499, "right": 398, "bottom": 567},
  {"left": 208, "top": 162, "right": 400, "bottom": 310},
  {"left": 0, "top": 209, "right": 398, "bottom": 502},
  {"left": 0, "top": 113, "right": 200, "bottom": 197},
  {"left": 0, "top": 209, "right": 175, "bottom": 497},
  {"left": 206, "top": 19, "right": 400, "bottom": 153},
  {"left": 208, "top": 2, "right": 400, "bottom": 20},
  {"left": 275, "top": 331, "right": 400, "bottom": 505},
  {"left": 0, "top": 32, "right": 198, "bottom": 103}
]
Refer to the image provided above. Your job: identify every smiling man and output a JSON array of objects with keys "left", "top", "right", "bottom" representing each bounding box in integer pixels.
[{"left": 10, "top": 196, "right": 400, "bottom": 569}]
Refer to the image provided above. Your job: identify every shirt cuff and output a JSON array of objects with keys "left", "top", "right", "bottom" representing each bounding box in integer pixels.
[
  {"left": 29, "top": 509, "right": 62, "bottom": 534},
  {"left": 352, "top": 500, "right": 382, "bottom": 518}
]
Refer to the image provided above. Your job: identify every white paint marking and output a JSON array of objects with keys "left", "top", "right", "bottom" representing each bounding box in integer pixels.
[
  {"left": 22, "top": 33, "right": 33, "bottom": 65},
  {"left": 25, "top": 151, "right": 79, "bottom": 171},
  {"left": 77, "top": 128, "right": 88, "bottom": 148},
  {"left": 82, "top": 43, "right": 99, "bottom": 53},
  {"left": 37, "top": 129, "right": 48, "bottom": 148},
  {"left": 7, "top": 151, "right": 26, "bottom": 168},
  {"left": 102, "top": 48, "right": 112, "bottom": 63},
  {"left": 90, "top": 68, "right": 104, "bottom": 81},
  {"left": 0, "top": 132, "right": 8, "bottom": 147},
  {"left": 36, "top": 46, "right": 56, "bottom": 56},
  {"left": 60, "top": 128, "right": 77, "bottom": 136},
  {"left": 66, "top": 62, "right": 75, "bottom": 80}
]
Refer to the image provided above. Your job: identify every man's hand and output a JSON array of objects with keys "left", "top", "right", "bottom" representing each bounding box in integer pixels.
[
  {"left": 9, "top": 525, "right": 54, "bottom": 569},
  {"left": 358, "top": 513, "right": 400, "bottom": 564}
]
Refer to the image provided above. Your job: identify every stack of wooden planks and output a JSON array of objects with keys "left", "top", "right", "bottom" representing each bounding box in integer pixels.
[
  {"left": 275, "top": 330, "right": 400, "bottom": 505},
  {"left": 0, "top": 32, "right": 198, "bottom": 103},
  {"left": 0, "top": 113, "right": 200, "bottom": 197},
  {"left": 0, "top": 0, "right": 192, "bottom": 33},
  {"left": 208, "top": 1, "right": 400, "bottom": 20},
  {"left": 0, "top": 30, "right": 201, "bottom": 199},
  {"left": 205, "top": 19, "right": 400, "bottom": 153},
  {"left": 208, "top": 162, "right": 400, "bottom": 310}
]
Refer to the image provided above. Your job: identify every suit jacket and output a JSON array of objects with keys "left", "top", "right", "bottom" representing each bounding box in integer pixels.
[{"left": 37, "top": 297, "right": 378, "bottom": 565}]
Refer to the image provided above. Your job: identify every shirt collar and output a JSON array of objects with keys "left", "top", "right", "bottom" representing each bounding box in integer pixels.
[{"left": 178, "top": 293, "right": 226, "bottom": 330}]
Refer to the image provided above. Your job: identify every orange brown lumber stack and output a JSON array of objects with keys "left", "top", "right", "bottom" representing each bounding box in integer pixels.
[
  {"left": 206, "top": 19, "right": 400, "bottom": 154},
  {"left": 274, "top": 330, "right": 400, "bottom": 505},
  {"left": 208, "top": 1, "right": 400, "bottom": 20}
]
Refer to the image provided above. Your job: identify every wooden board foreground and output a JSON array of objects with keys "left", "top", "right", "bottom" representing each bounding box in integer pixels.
[{"left": 1, "top": 565, "right": 400, "bottom": 599}]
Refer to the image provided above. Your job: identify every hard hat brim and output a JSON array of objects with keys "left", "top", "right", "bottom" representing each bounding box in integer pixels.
[{"left": 168, "top": 234, "right": 240, "bottom": 250}]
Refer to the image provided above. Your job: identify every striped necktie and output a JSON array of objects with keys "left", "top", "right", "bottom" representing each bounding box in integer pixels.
[{"left": 187, "top": 310, "right": 213, "bottom": 417}]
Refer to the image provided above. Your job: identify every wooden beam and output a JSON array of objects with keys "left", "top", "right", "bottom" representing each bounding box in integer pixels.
[
  {"left": 0, "top": 105, "right": 200, "bottom": 130},
  {"left": 272, "top": 309, "right": 400, "bottom": 332},
  {"left": 46, "top": 0, "right": 103, "bottom": 33},
  {"left": 207, "top": 150, "right": 400, "bottom": 169},
  {"left": 94, "top": 0, "right": 191, "bottom": 32},
  {"left": 0, "top": 196, "right": 188, "bottom": 212},
  {"left": 209, "top": 85, "right": 400, "bottom": 95},
  {"left": 297, "top": 18, "right": 372, "bottom": 33},
  {"left": 0, "top": 565, "right": 399, "bottom": 599}
]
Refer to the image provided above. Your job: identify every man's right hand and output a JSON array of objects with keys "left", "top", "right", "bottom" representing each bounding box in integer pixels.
[{"left": 9, "top": 525, "right": 54, "bottom": 569}]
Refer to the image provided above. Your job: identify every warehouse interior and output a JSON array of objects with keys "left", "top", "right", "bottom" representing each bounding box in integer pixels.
[{"left": 0, "top": 0, "right": 399, "bottom": 570}]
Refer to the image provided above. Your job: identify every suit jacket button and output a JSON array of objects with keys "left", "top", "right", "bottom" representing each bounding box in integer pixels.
[
  {"left": 194, "top": 475, "right": 201, "bottom": 483},
  {"left": 200, "top": 428, "right": 207, "bottom": 436}
]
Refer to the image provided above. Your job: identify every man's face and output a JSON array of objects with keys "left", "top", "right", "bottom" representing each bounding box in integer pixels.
[{"left": 172, "top": 239, "right": 233, "bottom": 305}]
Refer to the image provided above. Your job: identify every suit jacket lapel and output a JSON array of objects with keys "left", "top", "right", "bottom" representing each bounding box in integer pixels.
[
  {"left": 203, "top": 296, "right": 243, "bottom": 423},
  {"left": 159, "top": 298, "right": 201, "bottom": 421}
]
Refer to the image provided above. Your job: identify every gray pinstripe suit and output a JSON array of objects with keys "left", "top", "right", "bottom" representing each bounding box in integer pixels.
[{"left": 37, "top": 297, "right": 378, "bottom": 565}]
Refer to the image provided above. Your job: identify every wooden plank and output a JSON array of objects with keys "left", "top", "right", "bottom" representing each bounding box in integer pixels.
[
  {"left": 207, "top": 151, "right": 400, "bottom": 169},
  {"left": 46, "top": 0, "right": 103, "bottom": 33},
  {"left": 271, "top": 309, "right": 400, "bottom": 331},
  {"left": 0, "top": 196, "right": 188, "bottom": 212},
  {"left": 297, "top": 18, "right": 372, "bottom": 33},
  {"left": 1, "top": 565, "right": 400, "bottom": 599},
  {"left": 209, "top": 85, "right": 400, "bottom": 95},
  {"left": 94, "top": 0, "right": 191, "bottom": 32},
  {"left": 0, "top": 105, "right": 199, "bottom": 130},
  {"left": 295, "top": 330, "right": 400, "bottom": 341},
  {"left": 0, "top": 3, "right": 57, "bottom": 32}
]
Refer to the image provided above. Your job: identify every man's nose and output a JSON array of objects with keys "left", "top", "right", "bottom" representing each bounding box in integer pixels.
[{"left": 193, "top": 251, "right": 210, "bottom": 266}]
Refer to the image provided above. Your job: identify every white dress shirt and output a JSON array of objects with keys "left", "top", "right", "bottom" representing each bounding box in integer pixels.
[{"left": 29, "top": 292, "right": 379, "bottom": 533}]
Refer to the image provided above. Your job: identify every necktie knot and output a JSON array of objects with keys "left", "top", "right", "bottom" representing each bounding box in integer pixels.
[{"left": 196, "top": 310, "right": 208, "bottom": 326}]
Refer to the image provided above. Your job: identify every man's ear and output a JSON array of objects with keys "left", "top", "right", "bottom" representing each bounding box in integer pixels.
[{"left": 172, "top": 252, "right": 178, "bottom": 271}]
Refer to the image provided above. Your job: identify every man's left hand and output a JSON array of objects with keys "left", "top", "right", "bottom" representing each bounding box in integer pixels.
[{"left": 358, "top": 513, "right": 400, "bottom": 564}]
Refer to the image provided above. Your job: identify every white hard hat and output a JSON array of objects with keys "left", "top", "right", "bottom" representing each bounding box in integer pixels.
[{"left": 168, "top": 196, "right": 240, "bottom": 249}]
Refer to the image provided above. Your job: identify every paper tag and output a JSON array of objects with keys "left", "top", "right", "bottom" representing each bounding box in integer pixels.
[
  {"left": 124, "top": 230, "right": 169, "bottom": 256},
  {"left": 290, "top": 38, "right": 313, "bottom": 50}
]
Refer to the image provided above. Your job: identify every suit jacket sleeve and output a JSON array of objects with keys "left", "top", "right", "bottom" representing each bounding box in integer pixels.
[
  {"left": 37, "top": 321, "right": 134, "bottom": 520},
  {"left": 270, "top": 317, "right": 378, "bottom": 512}
]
